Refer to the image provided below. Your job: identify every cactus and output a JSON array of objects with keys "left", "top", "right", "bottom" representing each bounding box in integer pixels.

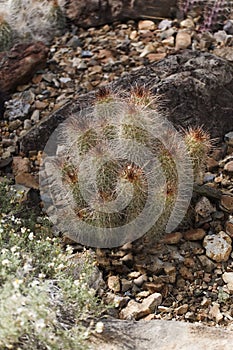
[
  {"left": 0, "top": 0, "right": 67, "bottom": 44},
  {"left": 178, "top": 0, "right": 233, "bottom": 31},
  {"left": 40, "top": 86, "right": 211, "bottom": 248},
  {"left": 0, "top": 13, "right": 13, "bottom": 51}
]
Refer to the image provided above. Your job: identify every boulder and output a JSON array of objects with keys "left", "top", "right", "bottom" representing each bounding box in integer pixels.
[{"left": 19, "top": 50, "right": 233, "bottom": 154}]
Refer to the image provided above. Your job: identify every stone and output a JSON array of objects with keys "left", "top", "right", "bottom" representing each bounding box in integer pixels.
[
  {"left": 147, "top": 52, "right": 166, "bottom": 62},
  {"left": 209, "top": 302, "right": 223, "bottom": 323},
  {"left": 175, "top": 30, "right": 192, "bottom": 50},
  {"left": 121, "top": 242, "right": 132, "bottom": 251},
  {"left": 66, "top": 0, "right": 176, "bottom": 28},
  {"left": 180, "top": 18, "right": 195, "bottom": 29},
  {"left": 0, "top": 42, "right": 49, "bottom": 94},
  {"left": 162, "top": 36, "right": 175, "bottom": 46},
  {"left": 144, "top": 282, "right": 164, "bottom": 293},
  {"left": 12, "top": 157, "right": 30, "bottom": 176},
  {"left": 107, "top": 275, "right": 121, "bottom": 293},
  {"left": 121, "top": 278, "right": 132, "bottom": 293},
  {"left": 119, "top": 292, "right": 162, "bottom": 320},
  {"left": 8, "top": 119, "right": 22, "bottom": 131},
  {"left": 139, "top": 43, "right": 158, "bottom": 57},
  {"left": 206, "top": 157, "right": 219, "bottom": 172},
  {"left": 195, "top": 197, "right": 215, "bottom": 218},
  {"left": 179, "top": 266, "right": 194, "bottom": 281},
  {"left": 105, "top": 292, "right": 129, "bottom": 309},
  {"left": 203, "top": 231, "right": 232, "bottom": 262},
  {"left": 138, "top": 20, "right": 156, "bottom": 31},
  {"left": 220, "top": 194, "right": 233, "bottom": 213},
  {"left": 164, "top": 265, "right": 176, "bottom": 283},
  {"left": 19, "top": 51, "right": 233, "bottom": 153},
  {"left": 31, "top": 110, "right": 40, "bottom": 123},
  {"left": 225, "top": 219, "right": 233, "bottom": 238},
  {"left": 23, "top": 119, "right": 32, "bottom": 130},
  {"left": 198, "top": 255, "right": 216, "bottom": 273},
  {"left": 15, "top": 173, "right": 39, "bottom": 189},
  {"left": 224, "top": 160, "right": 233, "bottom": 173},
  {"left": 133, "top": 274, "right": 147, "bottom": 287},
  {"left": 162, "top": 232, "right": 183, "bottom": 244},
  {"left": 175, "top": 304, "right": 189, "bottom": 315},
  {"left": 225, "top": 131, "right": 233, "bottom": 146},
  {"left": 184, "top": 228, "right": 206, "bottom": 241},
  {"left": 94, "top": 318, "right": 233, "bottom": 349},
  {"left": 158, "top": 19, "right": 172, "bottom": 30},
  {"left": 222, "top": 272, "right": 233, "bottom": 294}
]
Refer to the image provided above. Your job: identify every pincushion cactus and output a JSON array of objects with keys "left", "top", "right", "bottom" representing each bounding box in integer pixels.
[
  {"left": 0, "top": 0, "right": 66, "bottom": 46},
  {"left": 178, "top": 0, "right": 233, "bottom": 30},
  {"left": 0, "top": 13, "right": 13, "bottom": 51},
  {"left": 40, "top": 86, "right": 211, "bottom": 248}
]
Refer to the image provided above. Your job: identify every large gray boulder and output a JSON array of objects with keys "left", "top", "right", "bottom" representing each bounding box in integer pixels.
[{"left": 19, "top": 50, "right": 233, "bottom": 154}]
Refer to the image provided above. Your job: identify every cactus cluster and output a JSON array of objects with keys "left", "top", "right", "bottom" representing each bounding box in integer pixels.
[
  {"left": 178, "top": 0, "right": 233, "bottom": 30},
  {"left": 0, "top": 0, "right": 66, "bottom": 50},
  {"left": 40, "top": 86, "right": 211, "bottom": 248},
  {"left": 0, "top": 13, "right": 13, "bottom": 51}
]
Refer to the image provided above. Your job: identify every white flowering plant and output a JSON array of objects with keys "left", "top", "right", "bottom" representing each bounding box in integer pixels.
[{"left": 0, "top": 180, "right": 104, "bottom": 349}]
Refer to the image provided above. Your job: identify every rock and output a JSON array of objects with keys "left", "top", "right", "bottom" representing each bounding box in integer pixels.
[
  {"left": 31, "top": 110, "right": 40, "bottom": 123},
  {"left": 213, "top": 47, "right": 233, "bottom": 62},
  {"left": 195, "top": 196, "right": 215, "bottom": 219},
  {"left": 175, "top": 304, "right": 189, "bottom": 315},
  {"left": 140, "top": 43, "right": 158, "bottom": 57},
  {"left": 143, "top": 282, "right": 164, "bottom": 293},
  {"left": 8, "top": 119, "right": 22, "bottom": 131},
  {"left": 225, "top": 131, "right": 233, "bottom": 146},
  {"left": 158, "top": 19, "right": 172, "bottom": 31},
  {"left": 164, "top": 265, "right": 176, "bottom": 283},
  {"left": 198, "top": 255, "right": 216, "bottom": 273},
  {"left": 180, "top": 18, "right": 195, "bottom": 29},
  {"left": 12, "top": 157, "right": 30, "bottom": 175},
  {"left": 20, "top": 51, "right": 233, "bottom": 154},
  {"left": 222, "top": 272, "right": 233, "bottom": 294},
  {"left": 138, "top": 20, "right": 156, "bottom": 31},
  {"left": 162, "top": 36, "right": 175, "bottom": 46},
  {"left": 224, "top": 20, "right": 233, "bottom": 34},
  {"left": 0, "top": 157, "right": 12, "bottom": 169},
  {"left": 220, "top": 194, "right": 233, "bottom": 213},
  {"left": 93, "top": 318, "right": 233, "bottom": 350},
  {"left": 224, "top": 160, "right": 233, "bottom": 173},
  {"left": 105, "top": 292, "right": 129, "bottom": 308},
  {"left": 147, "top": 52, "right": 167, "bottom": 62},
  {"left": 66, "top": 0, "right": 176, "bottom": 28},
  {"left": 15, "top": 173, "right": 39, "bottom": 190},
  {"left": 175, "top": 30, "right": 192, "bottom": 50},
  {"left": 107, "top": 275, "right": 121, "bottom": 293},
  {"left": 119, "top": 292, "right": 162, "bottom": 320},
  {"left": 133, "top": 274, "right": 147, "bottom": 287},
  {"left": 179, "top": 266, "right": 194, "bottom": 281},
  {"left": 161, "top": 232, "right": 183, "bottom": 244},
  {"left": 206, "top": 157, "right": 219, "bottom": 172},
  {"left": 0, "top": 42, "right": 49, "bottom": 95},
  {"left": 184, "top": 228, "right": 206, "bottom": 241},
  {"left": 121, "top": 242, "right": 132, "bottom": 251},
  {"left": 225, "top": 219, "right": 233, "bottom": 238},
  {"left": 209, "top": 302, "right": 223, "bottom": 323},
  {"left": 121, "top": 278, "right": 132, "bottom": 293},
  {"left": 203, "top": 231, "right": 232, "bottom": 262}
]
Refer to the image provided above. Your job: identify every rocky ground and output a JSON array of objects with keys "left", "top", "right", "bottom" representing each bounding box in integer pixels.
[{"left": 1, "top": 9, "right": 233, "bottom": 333}]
